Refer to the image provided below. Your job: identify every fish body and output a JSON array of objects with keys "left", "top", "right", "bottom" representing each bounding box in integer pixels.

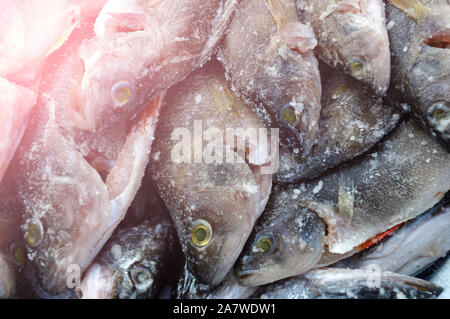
[
  {"left": 0, "top": 0, "right": 79, "bottom": 79},
  {"left": 236, "top": 119, "right": 450, "bottom": 286},
  {"left": 277, "top": 70, "right": 401, "bottom": 183},
  {"left": 253, "top": 268, "right": 442, "bottom": 299},
  {"left": 219, "top": 0, "right": 322, "bottom": 154},
  {"left": 336, "top": 204, "right": 450, "bottom": 276},
  {"left": 80, "top": 216, "right": 181, "bottom": 299},
  {"left": 386, "top": 0, "right": 450, "bottom": 142},
  {"left": 297, "top": 0, "right": 391, "bottom": 94},
  {"left": 151, "top": 61, "right": 273, "bottom": 286},
  {"left": 71, "top": 0, "right": 238, "bottom": 132}
]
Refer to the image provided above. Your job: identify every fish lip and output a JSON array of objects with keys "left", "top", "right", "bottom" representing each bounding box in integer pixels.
[
  {"left": 208, "top": 231, "right": 242, "bottom": 286},
  {"left": 235, "top": 269, "right": 264, "bottom": 286}
]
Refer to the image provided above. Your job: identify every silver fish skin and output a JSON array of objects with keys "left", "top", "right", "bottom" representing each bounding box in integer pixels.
[
  {"left": 297, "top": 0, "right": 391, "bottom": 95},
  {"left": 219, "top": 0, "right": 322, "bottom": 155},
  {"left": 150, "top": 61, "right": 273, "bottom": 286},
  {"left": 276, "top": 70, "right": 401, "bottom": 184},
  {"left": 335, "top": 204, "right": 450, "bottom": 276},
  {"left": 80, "top": 217, "right": 180, "bottom": 299},
  {"left": 253, "top": 268, "right": 443, "bottom": 299},
  {"left": 236, "top": 119, "right": 449, "bottom": 286},
  {"left": 235, "top": 194, "right": 325, "bottom": 286},
  {"left": 176, "top": 266, "right": 257, "bottom": 299},
  {"left": 71, "top": 0, "right": 238, "bottom": 132},
  {"left": 385, "top": 0, "right": 450, "bottom": 143}
]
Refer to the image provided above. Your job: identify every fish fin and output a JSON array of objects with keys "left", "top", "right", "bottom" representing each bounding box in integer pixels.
[
  {"left": 320, "top": 0, "right": 361, "bottom": 20},
  {"left": 282, "top": 22, "right": 317, "bottom": 53},
  {"left": 68, "top": 79, "right": 89, "bottom": 130},
  {"left": 357, "top": 223, "right": 404, "bottom": 251},
  {"left": 425, "top": 29, "right": 450, "bottom": 49},
  {"left": 265, "top": 0, "right": 299, "bottom": 29},
  {"left": 387, "top": 0, "right": 430, "bottom": 21},
  {"left": 43, "top": 5, "right": 80, "bottom": 58}
]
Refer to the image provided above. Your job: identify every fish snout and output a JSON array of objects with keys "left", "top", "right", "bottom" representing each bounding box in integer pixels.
[{"left": 189, "top": 231, "right": 242, "bottom": 286}]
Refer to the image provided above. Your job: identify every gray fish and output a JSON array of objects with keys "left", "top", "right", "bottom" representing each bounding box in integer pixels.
[
  {"left": 176, "top": 266, "right": 257, "bottom": 299},
  {"left": 71, "top": 0, "right": 238, "bottom": 132},
  {"left": 80, "top": 216, "right": 181, "bottom": 299},
  {"left": 277, "top": 70, "right": 401, "bottom": 183},
  {"left": 150, "top": 61, "right": 273, "bottom": 286},
  {"left": 235, "top": 199, "right": 326, "bottom": 286},
  {"left": 296, "top": 0, "right": 391, "bottom": 95},
  {"left": 235, "top": 119, "right": 450, "bottom": 286},
  {"left": 219, "top": 0, "right": 322, "bottom": 155},
  {"left": 253, "top": 268, "right": 443, "bottom": 299},
  {"left": 336, "top": 203, "right": 450, "bottom": 276},
  {"left": 386, "top": 0, "right": 450, "bottom": 143}
]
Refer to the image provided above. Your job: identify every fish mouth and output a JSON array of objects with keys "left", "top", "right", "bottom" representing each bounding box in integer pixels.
[
  {"left": 235, "top": 269, "right": 264, "bottom": 286},
  {"left": 207, "top": 231, "right": 242, "bottom": 286}
]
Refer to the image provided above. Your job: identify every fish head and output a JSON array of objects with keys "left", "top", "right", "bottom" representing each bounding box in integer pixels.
[
  {"left": 415, "top": 14, "right": 450, "bottom": 142},
  {"left": 338, "top": 16, "right": 391, "bottom": 95},
  {"left": 71, "top": 36, "right": 147, "bottom": 132},
  {"left": 180, "top": 198, "right": 256, "bottom": 287},
  {"left": 234, "top": 208, "right": 325, "bottom": 286}
]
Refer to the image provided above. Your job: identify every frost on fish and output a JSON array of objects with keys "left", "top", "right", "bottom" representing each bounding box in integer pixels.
[
  {"left": 13, "top": 100, "right": 110, "bottom": 295},
  {"left": 150, "top": 61, "right": 273, "bottom": 286},
  {"left": 0, "top": 0, "right": 79, "bottom": 84},
  {"left": 71, "top": 0, "right": 238, "bottom": 132},
  {"left": 336, "top": 203, "right": 450, "bottom": 276},
  {"left": 12, "top": 86, "right": 161, "bottom": 296},
  {"left": 386, "top": 0, "right": 450, "bottom": 143},
  {"left": 295, "top": 119, "right": 450, "bottom": 255},
  {"left": 0, "top": 78, "right": 36, "bottom": 183},
  {"left": 253, "top": 268, "right": 442, "bottom": 299},
  {"left": 219, "top": 0, "right": 322, "bottom": 155},
  {"left": 296, "top": 0, "right": 391, "bottom": 95},
  {"left": 276, "top": 71, "right": 401, "bottom": 184},
  {"left": 176, "top": 266, "right": 257, "bottom": 299},
  {"left": 80, "top": 216, "right": 181, "bottom": 299}
]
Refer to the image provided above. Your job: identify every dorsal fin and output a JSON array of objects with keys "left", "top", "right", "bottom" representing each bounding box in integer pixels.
[{"left": 388, "top": 0, "right": 431, "bottom": 21}]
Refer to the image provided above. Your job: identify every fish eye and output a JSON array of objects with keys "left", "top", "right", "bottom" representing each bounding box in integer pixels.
[
  {"left": 111, "top": 81, "right": 134, "bottom": 107},
  {"left": 25, "top": 220, "right": 44, "bottom": 248},
  {"left": 130, "top": 265, "right": 153, "bottom": 289},
  {"left": 349, "top": 59, "right": 364, "bottom": 78},
  {"left": 9, "top": 243, "right": 26, "bottom": 266},
  {"left": 191, "top": 219, "right": 213, "bottom": 247},
  {"left": 255, "top": 234, "right": 275, "bottom": 255},
  {"left": 433, "top": 107, "right": 449, "bottom": 122},
  {"left": 280, "top": 104, "right": 300, "bottom": 127}
]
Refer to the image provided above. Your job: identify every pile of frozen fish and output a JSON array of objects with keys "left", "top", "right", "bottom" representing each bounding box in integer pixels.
[{"left": 0, "top": 0, "right": 449, "bottom": 299}]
